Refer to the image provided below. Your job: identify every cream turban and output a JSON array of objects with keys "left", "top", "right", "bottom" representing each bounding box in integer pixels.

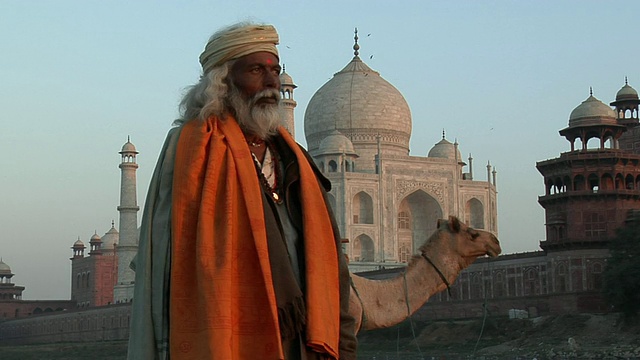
[{"left": 199, "top": 24, "right": 279, "bottom": 74}]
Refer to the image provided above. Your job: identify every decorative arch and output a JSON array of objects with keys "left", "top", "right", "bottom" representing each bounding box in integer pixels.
[
  {"left": 352, "top": 191, "right": 373, "bottom": 224},
  {"left": 615, "top": 173, "right": 624, "bottom": 189},
  {"left": 555, "top": 263, "right": 568, "bottom": 292},
  {"left": 494, "top": 271, "right": 506, "bottom": 298},
  {"left": 589, "top": 261, "right": 604, "bottom": 290},
  {"left": 573, "top": 174, "right": 586, "bottom": 191},
  {"left": 398, "top": 190, "right": 443, "bottom": 254},
  {"left": 601, "top": 173, "right": 614, "bottom": 190},
  {"left": 524, "top": 268, "right": 538, "bottom": 296},
  {"left": 586, "top": 137, "right": 600, "bottom": 149},
  {"left": 588, "top": 173, "right": 599, "bottom": 192},
  {"left": 352, "top": 234, "right": 375, "bottom": 262},
  {"left": 328, "top": 160, "right": 337, "bottom": 172},
  {"left": 465, "top": 198, "right": 484, "bottom": 229},
  {"left": 625, "top": 174, "right": 634, "bottom": 190}
]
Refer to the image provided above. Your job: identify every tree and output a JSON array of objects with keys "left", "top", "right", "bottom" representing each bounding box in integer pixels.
[{"left": 602, "top": 213, "right": 640, "bottom": 324}]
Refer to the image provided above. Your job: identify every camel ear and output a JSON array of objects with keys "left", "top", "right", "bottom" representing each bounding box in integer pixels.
[{"left": 449, "top": 216, "right": 461, "bottom": 233}]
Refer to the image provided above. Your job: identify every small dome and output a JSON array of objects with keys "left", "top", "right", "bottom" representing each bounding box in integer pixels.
[
  {"left": 279, "top": 70, "right": 295, "bottom": 87},
  {"left": 569, "top": 94, "right": 617, "bottom": 127},
  {"left": 120, "top": 139, "right": 138, "bottom": 154},
  {"left": 428, "top": 138, "right": 462, "bottom": 161},
  {"left": 73, "top": 239, "right": 85, "bottom": 247},
  {"left": 616, "top": 83, "right": 638, "bottom": 101},
  {"left": 0, "top": 259, "right": 11, "bottom": 274},
  {"left": 318, "top": 130, "right": 357, "bottom": 155},
  {"left": 90, "top": 233, "right": 101, "bottom": 242},
  {"left": 101, "top": 225, "right": 119, "bottom": 250}
]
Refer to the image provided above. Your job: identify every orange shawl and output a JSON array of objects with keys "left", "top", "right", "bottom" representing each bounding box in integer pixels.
[{"left": 170, "top": 116, "right": 340, "bottom": 359}]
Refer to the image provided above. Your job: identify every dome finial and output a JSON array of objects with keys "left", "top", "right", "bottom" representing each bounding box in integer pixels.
[
  {"left": 112, "top": 220, "right": 115, "bottom": 227},
  {"left": 282, "top": 64, "right": 286, "bottom": 73},
  {"left": 625, "top": 76, "right": 628, "bottom": 85},
  {"left": 353, "top": 27, "right": 360, "bottom": 57},
  {"left": 442, "top": 129, "right": 445, "bottom": 140},
  {"left": 589, "top": 87, "right": 593, "bottom": 96}
]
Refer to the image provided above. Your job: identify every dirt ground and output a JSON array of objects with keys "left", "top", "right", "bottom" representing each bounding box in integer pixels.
[
  {"left": 1, "top": 313, "right": 639, "bottom": 359},
  {"left": 356, "top": 313, "right": 640, "bottom": 359}
]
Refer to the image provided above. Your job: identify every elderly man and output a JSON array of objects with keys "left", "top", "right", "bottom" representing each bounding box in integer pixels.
[{"left": 127, "top": 22, "right": 357, "bottom": 359}]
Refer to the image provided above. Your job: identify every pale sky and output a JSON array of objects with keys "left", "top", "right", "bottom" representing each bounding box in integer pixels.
[{"left": 2, "top": 1, "right": 639, "bottom": 300}]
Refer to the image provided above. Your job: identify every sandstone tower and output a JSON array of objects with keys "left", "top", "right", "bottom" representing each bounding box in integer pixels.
[
  {"left": 113, "top": 137, "right": 139, "bottom": 303},
  {"left": 279, "top": 65, "right": 297, "bottom": 137}
]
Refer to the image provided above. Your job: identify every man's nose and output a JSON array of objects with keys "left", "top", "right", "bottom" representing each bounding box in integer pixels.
[{"left": 264, "top": 71, "right": 280, "bottom": 89}]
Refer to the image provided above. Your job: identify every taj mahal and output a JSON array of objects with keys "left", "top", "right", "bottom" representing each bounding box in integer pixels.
[{"left": 5, "top": 29, "right": 639, "bottom": 344}]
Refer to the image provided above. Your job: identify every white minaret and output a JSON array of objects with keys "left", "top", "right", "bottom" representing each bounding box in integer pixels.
[
  {"left": 279, "top": 65, "right": 297, "bottom": 137},
  {"left": 113, "top": 137, "right": 140, "bottom": 303}
]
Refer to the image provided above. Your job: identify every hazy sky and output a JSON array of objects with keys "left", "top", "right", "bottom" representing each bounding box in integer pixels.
[{"left": 2, "top": 1, "right": 639, "bottom": 300}]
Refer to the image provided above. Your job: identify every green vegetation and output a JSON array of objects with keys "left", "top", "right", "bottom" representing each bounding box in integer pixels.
[{"left": 603, "top": 214, "right": 640, "bottom": 324}]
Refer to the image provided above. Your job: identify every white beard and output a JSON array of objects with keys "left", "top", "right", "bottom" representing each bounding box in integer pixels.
[{"left": 228, "top": 86, "right": 282, "bottom": 139}]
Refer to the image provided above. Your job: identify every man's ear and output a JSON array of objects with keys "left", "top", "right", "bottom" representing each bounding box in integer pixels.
[{"left": 448, "top": 216, "right": 461, "bottom": 233}]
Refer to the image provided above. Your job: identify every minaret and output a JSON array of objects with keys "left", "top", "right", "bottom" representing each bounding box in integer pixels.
[
  {"left": 113, "top": 137, "right": 139, "bottom": 303},
  {"left": 279, "top": 64, "right": 297, "bottom": 137},
  {"left": 611, "top": 78, "right": 640, "bottom": 153}
]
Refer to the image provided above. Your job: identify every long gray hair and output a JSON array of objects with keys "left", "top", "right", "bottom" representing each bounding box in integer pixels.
[{"left": 174, "top": 61, "right": 233, "bottom": 125}]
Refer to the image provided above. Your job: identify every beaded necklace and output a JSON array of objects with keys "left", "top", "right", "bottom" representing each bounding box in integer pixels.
[{"left": 251, "top": 144, "right": 282, "bottom": 203}]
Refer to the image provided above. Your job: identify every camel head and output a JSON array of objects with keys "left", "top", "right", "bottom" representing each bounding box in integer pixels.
[{"left": 421, "top": 216, "right": 501, "bottom": 271}]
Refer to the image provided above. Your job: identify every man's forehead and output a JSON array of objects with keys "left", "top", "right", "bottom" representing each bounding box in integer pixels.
[{"left": 237, "top": 51, "right": 280, "bottom": 66}]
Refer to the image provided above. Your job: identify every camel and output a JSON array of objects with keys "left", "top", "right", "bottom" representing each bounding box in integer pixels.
[{"left": 348, "top": 216, "right": 501, "bottom": 333}]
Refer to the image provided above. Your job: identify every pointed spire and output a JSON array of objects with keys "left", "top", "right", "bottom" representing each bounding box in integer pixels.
[
  {"left": 442, "top": 129, "right": 445, "bottom": 139},
  {"left": 589, "top": 87, "right": 593, "bottom": 96},
  {"left": 282, "top": 64, "right": 286, "bottom": 73},
  {"left": 111, "top": 220, "right": 115, "bottom": 228},
  {"left": 353, "top": 27, "right": 360, "bottom": 57},
  {"left": 127, "top": 135, "right": 130, "bottom": 142},
  {"left": 625, "top": 76, "right": 628, "bottom": 85}
]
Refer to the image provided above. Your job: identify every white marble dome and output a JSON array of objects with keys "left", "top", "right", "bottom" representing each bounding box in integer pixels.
[
  {"left": 121, "top": 140, "right": 137, "bottom": 153},
  {"left": 304, "top": 54, "right": 412, "bottom": 162},
  {"left": 318, "top": 130, "right": 357, "bottom": 155},
  {"left": 569, "top": 94, "right": 617, "bottom": 127},
  {"left": 0, "top": 259, "right": 11, "bottom": 274},
  {"left": 101, "top": 225, "right": 119, "bottom": 250},
  {"left": 428, "top": 138, "right": 462, "bottom": 161}
]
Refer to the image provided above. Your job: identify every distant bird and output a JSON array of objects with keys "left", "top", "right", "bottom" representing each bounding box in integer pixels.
[
  {"left": 369, "top": 55, "right": 374, "bottom": 59},
  {"left": 367, "top": 33, "right": 371, "bottom": 37},
  {"left": 285, "top": 45, "right": 291, "bottom": 49}
]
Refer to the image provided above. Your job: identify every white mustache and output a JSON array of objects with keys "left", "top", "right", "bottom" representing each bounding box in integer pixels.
[{"left": 251, "top": 89, "right": 281, "bottom": 104}]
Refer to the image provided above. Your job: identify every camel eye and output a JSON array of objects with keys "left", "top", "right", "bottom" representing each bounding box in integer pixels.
[{"left": 469, "top": 230, "right": 480, "bottom": 239}]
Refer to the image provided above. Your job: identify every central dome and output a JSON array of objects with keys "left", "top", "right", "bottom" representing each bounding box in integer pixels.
[{"left": 304, "top": 53, "right": 412, "bottom": 171}]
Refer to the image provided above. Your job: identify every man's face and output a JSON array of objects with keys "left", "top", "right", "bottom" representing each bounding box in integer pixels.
[{"left": 230, "top": 51, "right": 281, "bottom": 103}]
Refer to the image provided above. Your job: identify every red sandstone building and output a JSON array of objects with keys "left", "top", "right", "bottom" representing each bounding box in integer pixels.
[
  {"left": 0, "top": 259, "right": 74, "bottom": 321},
  {"left": 70, "top": 224, "right": 119, "bottom": 308},
  {"left": 409, "top": 81, "right": 640, "bottom": 319}
]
